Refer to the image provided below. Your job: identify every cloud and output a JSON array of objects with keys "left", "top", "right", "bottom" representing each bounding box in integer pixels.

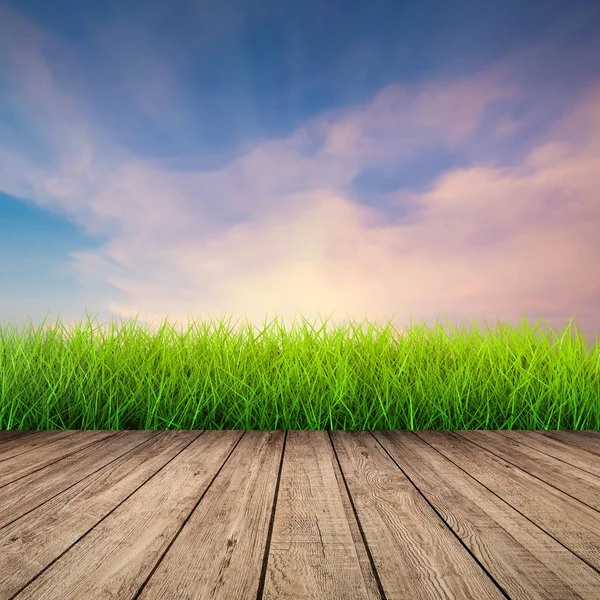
[
  {"left": 70, "top": 84, "right": 600, "bottom": 340},
  {"left": 0, "top": 4, "right": 599, "bottom": 346}
]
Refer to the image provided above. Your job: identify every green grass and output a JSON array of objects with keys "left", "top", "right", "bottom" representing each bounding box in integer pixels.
[{"left": 0, "top": 312, "right": 598, "bottom": 431}]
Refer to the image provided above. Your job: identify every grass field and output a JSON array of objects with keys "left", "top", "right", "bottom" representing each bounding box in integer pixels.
[{"left": 0, "top": 312, "right": 598, "bottom": 431}]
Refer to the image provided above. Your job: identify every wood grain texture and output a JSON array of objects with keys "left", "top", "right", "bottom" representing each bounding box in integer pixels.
[
  {"left": 0, "top": 430, "right": 160, "bottom": 528},
  {"left": 261, "top": 430, "right": 381, "bottom": 600},
  {"left": 2, "top": 430, "right": 598, "bottom": 600},
  {"left": 0, "top": 430, "right": 77, "bottom": 461},
  {"left": 496, "top": 430, "right": 600, "bottom": 477},
  {"left": 454, "top": 430, "right": 600, "bottom": 510},
  {"left": 330, "top": 430, "right": 505, "bottom": 599},
  {"left": 540, "top": 430, "right": 600, "bottom": 455},
  {"left": 13, "top": 430, "right": 242, "bottom": 600},
  {"left": 0, "top": 431, "right": 36, "bottom": 444},
  {"left": 138, "top": 430, "right": 284, "bottom": 600},
  {"left": 415, "top": 431, "right": 600, "bottom": 569},
  {"left": 0, "top": 430, "right": 203, "bottom": 599},
  {"left": 581, "top": 430, "right": 600, "bottom": 439},
  {"left": 0, "top": 430, "right": 118, "bottom": 487},
  {"left": 374, "top": 430, "right": 600, "bottom": 600}
]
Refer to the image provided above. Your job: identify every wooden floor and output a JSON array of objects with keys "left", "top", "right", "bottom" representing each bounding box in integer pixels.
[{"left": 0, "top": 429, "right": 599, "bottom": 599}]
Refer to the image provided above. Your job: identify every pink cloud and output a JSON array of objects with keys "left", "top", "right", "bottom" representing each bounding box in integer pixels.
[
  {"left": 83, "top": 83, "right": 599, "bottom": 340},
  {"left": 1, "top": 6, "right": 598, "bottom": 345}
]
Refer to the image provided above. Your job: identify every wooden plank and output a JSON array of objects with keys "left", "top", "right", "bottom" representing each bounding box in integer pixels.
[
  {"left": 0, "top": 430, "right": 77, "bottom": 461},
  {"left": 330, "top": 430, "right": 505, "bottom": 599},
  {"left": 0, "top": 430, "right": 206, "bottom": 599},
  {"left": 581, "top": 430, "right": 600, "bottom": 439},
  {"left": 0, "top": 431, "right": 35, "bottom": 443},
  {"left": 137, "top": 430, "right": 284, "bottom": 600},
  {"left": 0, "top": 430, "right": 117, "bottom": 487},
  {"left": 496, "top": 430, "right": 600, "bottom": 477},
  {"left": 416, "top": 431, "right": 600, "bottom": 569},
  {"left": 261, "top": 430, "right": 381, "bottom": 600},
  {"left": 375, "top": 430, "right": 600, "bottom": 600},
  {"left": 0, "top": 430, "right": 160, "bottom": 528},
  {"left": 327, "top": 432, "right": 387, "bottom": 600},
  {"left": 14, "top": 430, "right": 244, "bottom": 600},
  {"left": 541, "top": 431, "right": 600, "bottom": 455},
  {"left": 455, "top": 430, "right": 600, "bottom": 510}
]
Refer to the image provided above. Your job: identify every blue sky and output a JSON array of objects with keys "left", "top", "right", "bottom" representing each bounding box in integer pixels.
[{"left": 1, "top": 0, "right": 600, "bottom": 346}]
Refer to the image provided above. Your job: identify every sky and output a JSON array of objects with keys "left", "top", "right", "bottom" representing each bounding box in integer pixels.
[{"left": 1, "top": 0, "right": 600, "bottom": 348}]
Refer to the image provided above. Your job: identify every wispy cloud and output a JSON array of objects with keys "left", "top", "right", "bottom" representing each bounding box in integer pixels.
[{"left": 1, "top": 3, "right": 599, "bottom": 344}]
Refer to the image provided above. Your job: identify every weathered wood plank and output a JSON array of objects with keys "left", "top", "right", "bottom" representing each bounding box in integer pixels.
[
  {"left": 261, "top": 430, "right": 381, "bottom": 600},
  {"left": 0, "top": 430, "right": 117, "bottom": 487},
  {"left": 327, "top": 432, "right": 388, "bottom": 600},
  {"left": 0, "top": 430, "right": 77, "bottom": 461},
  {"left": 416, "top": 431, "right": 600, "bottom": 569},
  {"left": 2, "top": 430, "right": 597, "bottom": 599},
  {"left": 0, "top": 431, "right": 35, "bottom": 443},
  {"left": 454, "top": 430, "right": 600, "bottom": 510},
  {"left": 330, "top": 430, "right": 505, "bottom": 599},
  {"left": 581, "top": 430, "right": 600, "bottom": 438},
  {"left": 138, "top": 430, "right": 284, "bottom": 600},
  {"left": 0, "top": 430, "right": 160, "bottom": 528},
  {"left": 496, "top": 430, "right": 600, "bottom": 477},
  {"left": 0, "top": 430, "right": 202, "bottom": 599},
  {"left": 541, "top": 431, "right": 600, "bottom": 455},
  {"left": 375, "top": 430, "right": 600, "bottom": 600},
  {"left": 14, "top": 430, "right": 243, "bottom": 600}
]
